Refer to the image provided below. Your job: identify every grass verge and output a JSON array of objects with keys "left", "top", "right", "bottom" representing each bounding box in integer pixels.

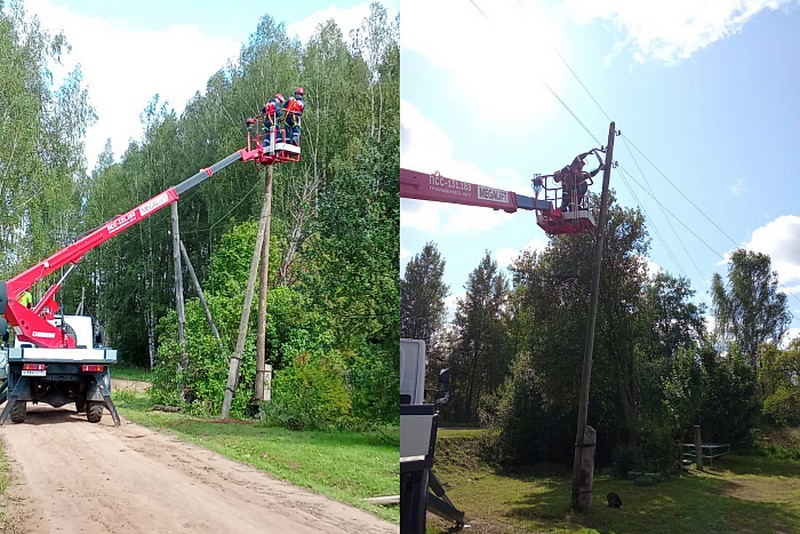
[
  {"left": 111, "top": 364, "right": 152, "bottom": 382},
  {"left": 113, "top": 390, "right": 399, "bottom": 523},
  {"left": 428, "top": 428, "right": 800, "bottom": 533},
  {"left": 0, "top": 439, "right": 14, "bottom": 533}
]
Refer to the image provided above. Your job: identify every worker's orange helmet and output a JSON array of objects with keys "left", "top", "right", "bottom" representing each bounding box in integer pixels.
[
  {"left": 275, "top": 93, "right": 285, "bottom": 104},
  {"left": 295, "top": 87, "right": 305, "bottom": 96}
]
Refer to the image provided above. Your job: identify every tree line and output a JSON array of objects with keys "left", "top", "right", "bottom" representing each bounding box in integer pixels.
[
  {"left": 2, "top": 1, "right": 399, "bottom": 427},
  {"left": 401, "top": 194, "right": 799, "bottom": 472}
]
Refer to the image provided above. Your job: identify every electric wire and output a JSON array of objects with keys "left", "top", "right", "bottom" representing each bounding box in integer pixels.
[
  {"left": 469, "top": 0, "right": 800, "bottom": 309},
  {"left": 615, "top": 169, "right": 688, "bottom": 279},
  {"left": 620, "top": 134, "right": 740, "bottom": 249},
  {"left": 619, "top": 135, "right": 705, "bottom": 283},
  {"left": 616, "top": 165, "right": 726, "bottom": 260}
]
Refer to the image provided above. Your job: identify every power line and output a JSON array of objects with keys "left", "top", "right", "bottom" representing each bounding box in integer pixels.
[
  {"left": 468, "top": 0, "right": 489, "bottom": 19},
  {"left": 620, "top": 134, "right": 740, "bottom": 249},
  {"left": 619, "top": 135, "right": 704, "bottom": 283},
  {"left": 615, "top": 170, "right": 688, "bottom": 280},
  {"left": 617, "top": 165, "right": 726, "bottom": 260},
  {"left": 541, "top": 81, "right": 603, "bottom": 147},
  {"left": 467, "top": 0, "right": 800, "bottom": 309}
]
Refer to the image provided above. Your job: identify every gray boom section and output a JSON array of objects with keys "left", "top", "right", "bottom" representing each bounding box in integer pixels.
[
  {"left": 174, "top": 151, "right": 244, "bottom": 196},
  {"left": 516, "top": 195, "right": 552, "bottom": 211}
]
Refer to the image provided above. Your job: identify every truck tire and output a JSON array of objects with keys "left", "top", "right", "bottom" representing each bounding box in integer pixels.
[
  {"left": 10, "top": 401, "right": 26, "bottom": 424},
  {"left": 76, "top": 399, "right": 87, "bottom": 413},
  {"left": 87, "top": 402, "right": 103, "bottom": 423}
]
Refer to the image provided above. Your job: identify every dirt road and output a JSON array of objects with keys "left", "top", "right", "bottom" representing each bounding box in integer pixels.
[{"left": 0, "top": 404, "right": 398, "bottom": 533}]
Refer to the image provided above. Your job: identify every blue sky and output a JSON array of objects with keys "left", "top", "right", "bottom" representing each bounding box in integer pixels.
[
  {"left": 16, "top": 0, "right": 398, "bottom": 166},
  {"left": 400, "top": 0, "right": 800, "bottom": 339}
]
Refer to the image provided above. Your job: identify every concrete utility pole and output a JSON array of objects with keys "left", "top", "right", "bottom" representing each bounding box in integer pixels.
[
  {"left": 179, "top": 240, "right": 223, "bottom": 347},
  {"left": 171, "top": 203, "right": 187, "bottom": 369},
  {"left": 221, "top": 177, "right": 272, "bottom": 419},
  {"left": 571, "top": 121, "right": 616, "bottom": 511},
  {"left": 255, "top": 165, "right": 274, "bottom": 401}
]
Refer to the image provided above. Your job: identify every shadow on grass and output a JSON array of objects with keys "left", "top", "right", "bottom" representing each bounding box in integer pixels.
[{"left": 503, "top": 470, "right": 800, "bottom": 534}]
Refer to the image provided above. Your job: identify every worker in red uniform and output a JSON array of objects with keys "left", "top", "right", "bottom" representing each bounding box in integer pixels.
[
  {"left": 283, "top": 87, "right": 305, "bottom": 145},
  {"left": 555, "top": 152, "right": 601, "bottom": 211},
  {"left": 261, "top": 93, "right": 285, "bottom": 146}
]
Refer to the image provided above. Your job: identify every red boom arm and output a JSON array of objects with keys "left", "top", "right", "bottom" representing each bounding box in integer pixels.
[
  {"left": 3, "top": 148, "right": 257, "bottom": 348},
  {"left": 400, "top": 168, "right": 552, "bottom": 213}
]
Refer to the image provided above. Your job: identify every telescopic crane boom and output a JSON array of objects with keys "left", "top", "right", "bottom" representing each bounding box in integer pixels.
[
  {"left": 400, "top": 148, "right": 604, "bottom": 236},
  {"left": 0, "top": 115, "right": 298, "bottom": 349}
]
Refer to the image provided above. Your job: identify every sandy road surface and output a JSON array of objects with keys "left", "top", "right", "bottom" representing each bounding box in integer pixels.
[{"left": 0, "top": 405, "right": 398, "bottom": 533}]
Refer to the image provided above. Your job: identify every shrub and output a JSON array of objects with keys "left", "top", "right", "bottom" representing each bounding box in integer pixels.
[{"left": 261, "top": 350, "right": 352, "bottom": 429}]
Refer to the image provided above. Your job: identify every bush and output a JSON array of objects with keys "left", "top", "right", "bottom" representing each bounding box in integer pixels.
[
  {"left": 611, "top": 443, "right": 647, "bottom": 479},
  {"left": 260, "top": 350, "right": 352, "bottom": 429}
]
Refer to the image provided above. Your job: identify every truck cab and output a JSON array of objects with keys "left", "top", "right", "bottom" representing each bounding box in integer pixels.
[{"left": 2, "top": 314, "right": 118, "bottom": 425}]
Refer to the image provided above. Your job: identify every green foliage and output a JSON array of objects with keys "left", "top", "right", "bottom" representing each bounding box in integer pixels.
[
  {"left": 445, "top": 251, "right": 511, "bottom": 425},
  {"left": 711, "top": 249, "right": 791, "bottom": 368},
  {"left": 759, "top": 340, "right": 800, "bottom": 426},
  {"left": 486, "top": 352, "right": 574, "bottom": 467},
  {"left": 700, "top": 347, "right": 760, "bottom": 446},
  {"left": 152, "top": 296, "right": 256, "bottom": 418},
  {"left": 261, "top": 350, "right": 352, "bottom": 430}
]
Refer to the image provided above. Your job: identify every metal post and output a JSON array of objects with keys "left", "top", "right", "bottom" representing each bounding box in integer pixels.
[{"left": 571, "top": 122, "right": 616, "bottom": 511}]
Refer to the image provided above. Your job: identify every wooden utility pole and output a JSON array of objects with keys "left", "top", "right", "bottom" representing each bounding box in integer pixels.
[
  {"left": 171, "top": 203, "right": 187, "bottom": 367},
  {"left": 179, "top": 240, "right": 223, "bottom": 347},
  {"left": 255, "top": 165, "right": 274, "bottom": 401},
  {"left": 221, "top": 182, "right": 271, "bottom": 419},
  {"left": 571, "top": 122, "right": 616, "bottom": 511},
  {"left": 694, "top": 425, "right": 704, "bottom": 471}
]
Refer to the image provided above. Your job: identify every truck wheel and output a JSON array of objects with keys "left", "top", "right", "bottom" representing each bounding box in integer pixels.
[
  {"left": 87, "top": 402, "right": 104, "bottom": 423},
  {"left": 10, "top": 401, "right": 26, "bottom": 424},
  {"left": 76, "top": 399, "right": 87, "bottom": 413}
]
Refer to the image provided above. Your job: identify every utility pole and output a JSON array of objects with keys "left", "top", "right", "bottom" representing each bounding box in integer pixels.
[
  {"left": 255, "top": 165, "right": 274, "bottom": 401},
  {"left": 171, "top": 203, "right": 187, "bottom": 368},
  {"left": 221, "top": 182, "right": 271, "bottom": 419},
  {"left": 571, "top": 121, "right": 616, "bottom": 511},
  {"left": 179, "top": 240, "right": 223, "bottom": 348}
]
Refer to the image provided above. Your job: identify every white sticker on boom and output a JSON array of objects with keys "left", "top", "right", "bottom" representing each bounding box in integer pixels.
[
  {"left": 477, "top": 186, "right": 508, "bottom": 203},
  {"left": 139, "top": 192, "right": 170, "bottom": 216},
  {"left": 31, "top": 331, "right": 57, "bottom": 338}
]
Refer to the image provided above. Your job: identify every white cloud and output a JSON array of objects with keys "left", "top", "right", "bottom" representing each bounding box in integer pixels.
[
  {"left": 496, "top": 237, "right": 548, "bottom": 269},
  {"left": 731, "top": 177, "right": 746, "bottom": 196},
  {"left": 286, "top": 2, "right": 397, "bottom": 44},
  {"left": 743, "top": 215, "right": 800, "bottom": 286},
  {"left": 644, "top": 256, "right": 662, "bottom": 278},
  {"left": 564, "top": 0, "right": 793, "bottom": 65},
  {"left": 400, "top": 244, "right": 412, "bottom": 261},
  {"left": 401, "top": 99, "right": 540, "bottom": 235},
  {"left": 444, "top": 292, "right": 465, "bottom": 323},
  {"left": 22, "top": 0, "right": 241, "bottom": 167},
  {"left": 21, "top": 1, "right": 398, "bottom": 168},
  {"left": 782, "top": 326, "right": 800, "bottom": 348},
  {"left": 401, "top": 0, "right": 568, "bottom": 125}
]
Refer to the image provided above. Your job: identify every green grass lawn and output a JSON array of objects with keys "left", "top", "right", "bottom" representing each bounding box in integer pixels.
[
  {"left": 0, "top": 440, "right": 13, "bottom": 533},
  {"left": 112, "top": 390, "right": 399, "bottom": 523},
  {"left": 110, "top": 364, "right": 152, "bottom": 382},
  {"left": 428, "top": 428, "right": 800, "bottom": 533}
]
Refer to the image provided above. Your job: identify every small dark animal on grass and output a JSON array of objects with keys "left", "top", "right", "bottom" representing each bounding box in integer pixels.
[{"left": 607, "top": 492, "right": 622, "bottom": 508}]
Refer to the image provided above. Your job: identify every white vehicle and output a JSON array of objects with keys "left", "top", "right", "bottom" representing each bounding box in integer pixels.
[
  {"left": 1, "top": 314, "right": 117, "bottom": 424},
  {"left": 400, "top": 338, "right": 463, "bottom": 532}
]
